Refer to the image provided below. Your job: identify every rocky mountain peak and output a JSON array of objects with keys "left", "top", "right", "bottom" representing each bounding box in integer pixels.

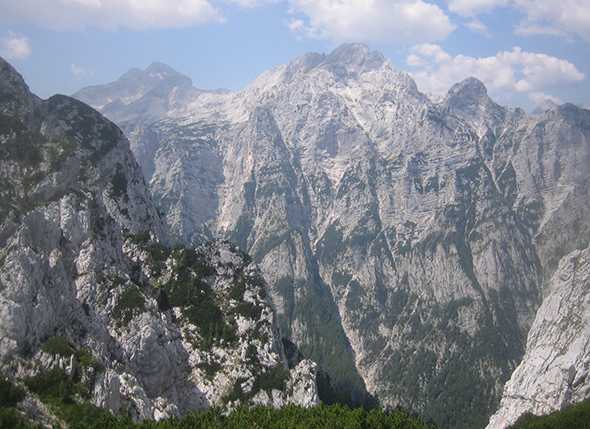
[
  {"left": 442, "top": 76, "right": 507, "bottom": 135},
  {"left": 320, "top": 43, "right": 386, "bottom": 77},
  {"left": 116, "top": 62, "right": 192, "bottom": 87},
  {"left": 66, "top": 46, "right": 590, "bottom": 429},
  {"left": 533, "top": 102, "right": 589, "bottom": 130},
  {"left": 531, "top": 99, "right": 560, "bottom": 115},
  {"left": 145, "top": 61, "right": 186, "bottom": 79},
  {"left": 445, "top": 77, "right": 488, "bottom": 105},
  {"left": 0, "top": 56, "right": 37, "bottom": 117},
  {"left": 73, "top": 61, "right": 192, "bottom": 113},
  {"left": 282, "top": 44, "right": 387, "bottom": 82},
  {"left": 284, "top": 52, "right": 326, "bottom": 78},
  {"left": 0, "top": 56, "right": 321, "bottom": 423},
  {"left": 0, "top": 56, "right": 29, "bottom": 94}
]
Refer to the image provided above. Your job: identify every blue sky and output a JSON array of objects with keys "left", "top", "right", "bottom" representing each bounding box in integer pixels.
[{"left": 0, "top": 0, "right": 588, "bottom": 109}]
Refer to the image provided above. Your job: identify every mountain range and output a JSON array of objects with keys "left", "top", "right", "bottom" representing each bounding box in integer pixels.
[
  {"left": 0, "top": 42, "right": 589, "bottom": 429},
  {"left": 0, "top": 55, "right": 319, "bottom": 425},
  {"left": 74, "top": 43, "right": 590, "bottom": 428}
]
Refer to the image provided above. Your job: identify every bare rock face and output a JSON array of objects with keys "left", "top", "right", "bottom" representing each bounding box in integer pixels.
[
  {"left": 487, "top": 246, "right": 590, "bottom": 429},
  {"left": 0, "top": 56, "right": 318, "bottom": 422},
  {"left": 74, "top": 44, "right": 590, "bottom": 428}
]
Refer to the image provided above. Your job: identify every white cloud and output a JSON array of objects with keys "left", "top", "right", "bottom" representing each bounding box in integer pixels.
[
  {"left": 287, "top": 0, "right": 455, "bottom": 44},
  {"left": 514, "top": 0, "right": 590, "bottom": 41},
  {"left": 447, "top": 0, "right": 509, "bottom": 16},
  {"left": 70, "top": 63, "right": 93, "bottom": 78},
  {"left": 288, "top": 18, "right": 305, "bottom": 31},
  {"left": 514, "top": 23, "right": 564, "bottom": 38},
  {"left": 447, "top": 0, "right": 590, "bottom": 42},
  {"left": 529, "top": 91, "right": 562, "bottom": 106},
  {"left": 226, "top": 0, "right": 277, "bottom": 7},
  {"left": 407, "top": 44, "right": 584, "bottom": 102},
  {"left": 410, "top": 44, "right": 451, "bottom": 64},
  {"left": 0, "top": 0, "right": 223, "bottom": 30},
  {"left": 0, "top": 32, "right": 32, "bottom": 60},
  {"left": 465, "top": 18, "right": 490, "bottom": 36}
]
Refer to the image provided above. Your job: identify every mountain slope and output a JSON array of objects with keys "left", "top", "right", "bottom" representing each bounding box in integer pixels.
[
  {"left": 0, "top": 56, "right": 319, "bottom": 423},
  {"left": 74, "top": 44, "right": 590, "bottom": 428},
  {"left": 487, "top": 245, "right": 590, "bottom": 429}
]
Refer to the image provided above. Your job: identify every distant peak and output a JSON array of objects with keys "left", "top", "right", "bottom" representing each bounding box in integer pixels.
[
  {"left": 286, "top": 52, "right": 326, "bottom": 77},
  {"left": 145, "top": 62, "right": 180, "bottom": 76},
  {"left": 283, "top": 44, "right": 386, "bottom": 80},
  {"left": 319, "top": 43, "right": 386, "bottom": 78},
  {"left": 116, "top": 62, "right": 188, "bottom": 83},
  {"left": 115, "top": 62, "right": 190, "bottom": 86},
  {"left": 447, "top": 77, "right": 488, "bottom": 100},
  {"left": 443, "top": 77, "right": 492, "bottom": 114},
  {"left": 531, "top": 99, "right": 559, "bottom": 115},
  {"left": 329, "top": 43, "right": 370, "bottom": 56}
]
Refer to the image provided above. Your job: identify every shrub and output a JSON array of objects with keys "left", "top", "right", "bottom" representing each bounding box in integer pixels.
[
  {"left": 252, "top": 365, "right": 290, "bottom": 393},
  {"left": 24, "top": 369, "right": 129, "bottom": 428},
  {"left": 76, "top": 348, "right": 103, "bottom": 373},
  {"left": 161, "top": 249, "right": 235, "bottom": 348},
  {"left": 112, "top": 286, "right": 146, "bottom": 326},
  {"left": 128, "top": 231, "right": 151, "bottom": 246},
  {"left": 24, "top": 369, "right": 76, "bottom": 403},
  {"left": 0, "top": 377, "right": 25, "bottom": 408},
  {"left": 510, "top": 398, "right": 590, "bottom": 429},
  {"left": 41, "top": 336, "right": 74, "bottom": 357},
  {"left": 0, "top": 407, "right": 35, "bottom": 429},
  {"left": 233, "top": 301, "right": 263, "bottom": 320},
  {"left": 47, "top": 138, "right": 76, "bottom": 171},
  {"left": 197, "top": 360, "right": 222, "bottom": 380},
  {"left": 109, "top": 164, "right": 128, "bottom": 201}
]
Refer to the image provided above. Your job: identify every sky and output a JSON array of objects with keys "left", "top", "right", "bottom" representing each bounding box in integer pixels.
[{"left": 0, "top": 0, "right": 589, "bottom": 110}]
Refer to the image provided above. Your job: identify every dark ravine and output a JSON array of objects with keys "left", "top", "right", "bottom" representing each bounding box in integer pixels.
[
  {"left": 73, "top": 43, "right": 590, "bottom": 429},
  {"left": 0, "top": 55, "right": 320, "bottom": 426}
]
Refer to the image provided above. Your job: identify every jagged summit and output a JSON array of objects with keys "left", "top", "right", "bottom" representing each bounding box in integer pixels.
[
  {"left": 320, "top": 43, "right": 386, "bottom": 77},
  {"left": 111, "top": 62, "right": 191, "bottom": 88},
  {"left": 284, "top": 52, "right": 326, "bottom": 78},
  {"left": 325, "top": 43, "right": 384, "bottom": 66},
  {"left": 145, "top": 61, "right": 185, "bottom": 77},
  {"left": 73, "top": 61, "right": 199, "bottom": 124},
  {"left": 0, "top": 56, "right": 28, "bottom": 93},
  {"left": 66, "top": 46, "right": 590, "bottom": 429},
  {"left": 531, "top": 98, "right": 559, "bottom": 115},
  {"left": 0, "top": 56, "right": 37, "bottom": 116},
  {"left": 441, "top": 76, "right": 507, "bottom": 135},
  {"left": 73, "top": 61, "right": 192, "bottom": 111},
  {"left": 446, "top": 77, "right": 488, "bottom": 104},
  {"left": 282, "top": 43, "right": 387, "bottom": 81},
  {"left": 117, "top": 61, "right": 192, "bottom": 84}
]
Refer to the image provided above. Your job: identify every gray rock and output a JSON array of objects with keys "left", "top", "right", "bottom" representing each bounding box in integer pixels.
[
  {"left": 0, "top": 55, "right": 319, "bottom": 422},
  {"left": 74, "top": 44, "right": 590, "bottom": 428},
  {"left": 487, "top": 247, "right": 590, "bottom": 428}
]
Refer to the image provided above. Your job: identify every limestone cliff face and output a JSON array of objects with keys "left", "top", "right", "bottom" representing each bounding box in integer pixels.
[
  {"left": 0, "top": 56, "right": 318, "bottom": 422},
  {"left": 487, "top": 246, "right": 590, "bottom": 429},
  {"left": 75, "top": 44, "right": 590, "bottom": 428}
]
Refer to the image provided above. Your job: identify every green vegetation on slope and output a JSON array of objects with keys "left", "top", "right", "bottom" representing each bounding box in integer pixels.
[
  {"left": 0, "top": 376, "right": 32, "bottom": 429},
  {"left": 510, "top": 398, "right": 590, "bottom": 429},
  {"left": 143, "top": 405, "right": 436, "bottom": 429},
  {"left": 3, "top": 368, "right": 437, "bottom": 429}
]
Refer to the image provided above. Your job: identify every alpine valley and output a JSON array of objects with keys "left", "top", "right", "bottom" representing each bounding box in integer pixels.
[{"left": 1, "top": 42, "right": 589, "bottom": 429}]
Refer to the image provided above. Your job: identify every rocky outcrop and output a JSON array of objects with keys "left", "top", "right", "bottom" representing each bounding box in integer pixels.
[
  {"left": 74, "top": 44, "right": 590, "bottom": 428},
  {"left": 0, "top": 56, "right": 318, "bottom": 422},
  {"left": 486, "top": 246, "right": 590, "bottom": 428}
]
